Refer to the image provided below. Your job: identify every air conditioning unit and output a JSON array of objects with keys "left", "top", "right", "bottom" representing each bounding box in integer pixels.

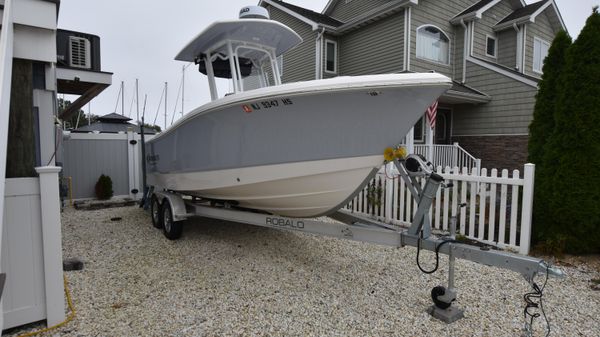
[{"left": 69, "top": 36, "right": 91, "bottom": 69}]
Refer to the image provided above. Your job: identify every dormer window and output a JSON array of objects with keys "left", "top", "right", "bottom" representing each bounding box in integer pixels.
[{"left": 416, "top": 25, "right": 450, "bottom": 65}]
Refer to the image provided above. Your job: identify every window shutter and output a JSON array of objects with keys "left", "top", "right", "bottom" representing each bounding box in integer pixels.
[{"left": 69, "top": 36, "right": 91, "bottom": 69}]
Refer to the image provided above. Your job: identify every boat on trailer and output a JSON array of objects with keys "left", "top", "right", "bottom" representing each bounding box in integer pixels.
[
  {"left": 144, "top": 9, "right": 564, "bottom": 328},
  {"left": 146, "top": 6, "right": 452, "bottom": 217}
]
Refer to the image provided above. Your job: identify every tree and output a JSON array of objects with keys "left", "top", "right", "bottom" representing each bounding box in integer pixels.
[
  {"left": 141, "top": 123, "right": 162, "bottom": 132},
  {"left": 57, "top": 98, "right": 98, "bottom": 129},
  {"left": 540, "top": 8, "right": 600, "bottom": 253},
  {"left": 528, "top": 31, "right": 572, "bottom": 244}
]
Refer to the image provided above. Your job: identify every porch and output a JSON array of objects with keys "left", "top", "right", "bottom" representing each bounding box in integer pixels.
[{"left": 403, "top": 81, "right": 488, "bottom": 172}]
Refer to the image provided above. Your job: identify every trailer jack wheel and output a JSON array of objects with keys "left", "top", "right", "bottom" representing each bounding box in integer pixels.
[
  {"left": 150, "top": 196, "right": 162, "bottom": 229},
  {"left": 431, "top": 286, "right": 452, "bottom": 309},
  {"left": 161, "top": 200, "right": 183, "bottom": 240}
]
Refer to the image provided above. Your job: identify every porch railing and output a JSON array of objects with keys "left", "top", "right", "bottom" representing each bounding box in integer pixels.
[{"left": 414, "top": 142, "right": 481, "bottom": 175}]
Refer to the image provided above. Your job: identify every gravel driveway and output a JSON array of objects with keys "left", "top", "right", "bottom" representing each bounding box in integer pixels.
[{"left": 5, "top": 206, "right": 600, "bottom": 337}]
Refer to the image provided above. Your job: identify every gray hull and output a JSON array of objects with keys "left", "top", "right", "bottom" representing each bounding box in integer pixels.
[{"left": 146, "top": 74, "right": 451, "bottom": 216}]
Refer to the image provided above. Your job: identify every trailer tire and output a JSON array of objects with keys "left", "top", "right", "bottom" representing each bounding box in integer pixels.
[
  {"left": 150, "top": 196, "right": 162, "bottom": 229},
  {"left": 161, "top": 199, "right": 183, "bottom": 240}
]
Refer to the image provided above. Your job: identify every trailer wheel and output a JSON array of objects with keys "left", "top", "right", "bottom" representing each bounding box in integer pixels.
[
  {"left": 161, "top": 200, "right": 183, "bottom": 240},
  {"left": 431, "top": 286, "right": 452, "bottom": 309},
  {"left": 150, "top": 196, "right": 162, "bottom": 229}
]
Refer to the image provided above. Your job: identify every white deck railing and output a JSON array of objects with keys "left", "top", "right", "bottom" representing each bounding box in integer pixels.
[
  {"left": 414, "top": 143, "right": 481, "bottom": 175},
  {"left": 345, "top": 164, "right": 535, "bottom": 255}
]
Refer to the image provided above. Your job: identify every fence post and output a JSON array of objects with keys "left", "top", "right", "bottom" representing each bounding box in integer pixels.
[
  {"left": 127, "top": 129, "right": 137, "bottom": 200},
  {"left": 385, "top": 164, "right": 393, "bottom": 222},
  {"left": 519, "top": 163, "right": 535, "bottom": 255},
  {"left": 35, "top": 166, "right": 66, "bottom": 326},
  {"left": 452, "top": 142, "right": 459, "bottom": 168},
  {"left": 475, "top": 158, "right": 482, "bottom": 176}
]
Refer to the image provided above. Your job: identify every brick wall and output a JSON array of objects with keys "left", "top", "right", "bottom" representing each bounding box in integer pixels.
[{"left": 453, "top": 135, "right": 530, "bottom": 171}]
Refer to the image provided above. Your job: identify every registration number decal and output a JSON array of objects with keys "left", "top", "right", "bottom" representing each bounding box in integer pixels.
[{"left": 242, "top": 98, "right": 293, "bottom": 112}]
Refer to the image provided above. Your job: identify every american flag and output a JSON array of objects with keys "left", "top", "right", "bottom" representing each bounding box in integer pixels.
[{"left": 426, "top": 100, "right": 438, "bottom": 129}]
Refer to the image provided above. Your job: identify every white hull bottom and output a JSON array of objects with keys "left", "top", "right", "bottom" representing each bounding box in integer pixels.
[{"left": 147, "top": 155, "right": 383, "bottom": 217}]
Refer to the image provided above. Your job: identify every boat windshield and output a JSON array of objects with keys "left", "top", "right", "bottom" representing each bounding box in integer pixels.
[{"left": 202, "top": 40, "right": 282, "bottom": 100}]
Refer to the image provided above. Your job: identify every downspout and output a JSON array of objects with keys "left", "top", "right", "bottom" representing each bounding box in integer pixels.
[
  {"left": 521, "top": 24, "right": 527, "bottom": 74},
  {"left": 513, "top": 23, "right": 522, "bottom": 72},
  {"left": 460, "top": 19, "right": 468, "bottom": 83},
  {"left": 315, "top": 27, "right": 325, "bottom": 80},
  {"left": 406, "top": 7, "right": 412, "bottom": 71}
]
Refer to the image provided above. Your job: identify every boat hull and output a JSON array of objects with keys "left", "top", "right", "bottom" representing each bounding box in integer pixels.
[{"left": 146, "top": 74, "right": 451, "bottom": 217}]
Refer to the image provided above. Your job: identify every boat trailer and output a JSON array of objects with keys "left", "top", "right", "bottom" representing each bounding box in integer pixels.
[{"left": 147, "top": 154, "right": 563, "bottom": 330}]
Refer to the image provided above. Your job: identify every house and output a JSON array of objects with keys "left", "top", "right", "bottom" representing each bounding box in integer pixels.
[
  {"left": 71, "top": 112, "right": 158, "bottom": 134},
  {"left": 258, "top": 0, "right": 566, "bottom": 170},
  {"left": 0, "top": 0, "right": 112, "bottom": 330}
]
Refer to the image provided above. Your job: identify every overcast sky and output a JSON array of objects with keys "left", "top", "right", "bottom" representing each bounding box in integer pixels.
[{"left": 57, "top": 0, "right": 599, "bottom": 130}]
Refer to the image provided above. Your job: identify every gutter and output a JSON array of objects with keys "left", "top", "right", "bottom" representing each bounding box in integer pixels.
[{"left": 335, "top": 0, "right": 415, "bottom": 34}]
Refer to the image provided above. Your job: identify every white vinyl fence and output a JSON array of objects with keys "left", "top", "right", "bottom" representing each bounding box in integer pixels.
[
  {"left": 61, "top": 131, "right": 154, "bottom": 200},
  {"left": 345, "top": 164, "right": 535, "bottom": 255}
]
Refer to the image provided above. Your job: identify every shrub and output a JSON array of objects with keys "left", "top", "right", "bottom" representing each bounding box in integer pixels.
[
  {"left": 95, "top": 174, "right": 114, "bottom": 200},
  {"left": 528, "top": 30, "right": 572, "bottom": 245},
  {"left": 540, "top": 8, "right": 600, "bottom": 254}
]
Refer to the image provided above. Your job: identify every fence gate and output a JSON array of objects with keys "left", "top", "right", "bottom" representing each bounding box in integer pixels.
[{"left": 61, "top": 131, "right": 153, "bottom": 200}]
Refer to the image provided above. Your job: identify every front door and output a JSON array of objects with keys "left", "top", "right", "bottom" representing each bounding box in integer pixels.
[{"left": 435, "top": 108, "right": 452, "bottom": 144}]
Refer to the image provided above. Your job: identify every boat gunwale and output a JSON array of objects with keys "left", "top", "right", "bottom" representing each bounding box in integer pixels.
[{"left": 148, "top": 74, "right": 452, "bottom": 143}]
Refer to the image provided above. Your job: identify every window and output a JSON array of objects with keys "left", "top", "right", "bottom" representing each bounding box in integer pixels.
[
  {"left": 416, "top": 25, "right": 450, "bottom": 65},
  {"left": 325, "top": 40, "right": 337, "bottom": 73},
  {"left": 533, "top": 37, "right": 550, "bottom": 73},
  {"left": 413, "top": 117, "right": 425, "bottom": 143},
  {"left": 486, "top": 35, "right": 497, "bottom": 58}
]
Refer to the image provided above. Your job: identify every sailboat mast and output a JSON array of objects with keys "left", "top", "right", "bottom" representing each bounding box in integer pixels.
[
  {"left": 136, "top": 78, "right": 140, "bottom": 122},
  {"left": 164, "top": 82, "right": 168, "bottom": 130},
  {"left": 121, "top": 81, "right": 125, "bottom": 115},
  {"left": 181, "top": 65, "right": 185, "bottom": 117}
]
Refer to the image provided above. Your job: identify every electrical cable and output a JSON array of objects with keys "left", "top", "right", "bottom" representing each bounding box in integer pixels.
[
  {"left": 16, "top": 274, "right": 76, "bottom": 337},
  {"left": 416, "top": 231, "right": 458, "bottom": 274},
  {"left": 384, "top": 163, "right": 399, "bottom": 180},
  {"left": 523, "top": 264, "right": 551, "bottom": 337}
]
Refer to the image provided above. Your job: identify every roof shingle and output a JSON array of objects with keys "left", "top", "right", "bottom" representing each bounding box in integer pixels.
[
  {"left": 497, "top": 0, "right": 548, "bottom": 25},
  {"left": 268, "top": 0, "right": 344, "bottom": 27},
  {"left": 453, "top": 0, "right": 497, "bottom": 19}
]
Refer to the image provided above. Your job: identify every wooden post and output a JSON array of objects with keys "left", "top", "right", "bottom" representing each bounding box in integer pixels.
[
  {"left": 519, "top": 164, "right": 535, "bottom": 255},
  {"left": 35, "top": 166, "right": 65, "bottom": 326}
]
